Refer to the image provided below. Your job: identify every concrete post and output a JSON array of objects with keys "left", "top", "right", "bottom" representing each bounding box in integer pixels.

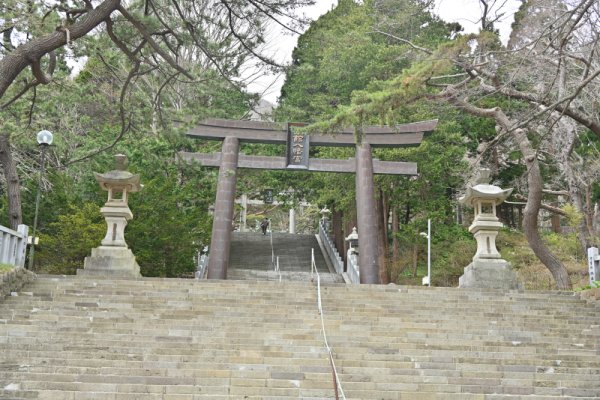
[
  {"left": 589, "top": 247, "right": 599, "bottom": 285},
  {"left": 355, "top": 142, "right": 380, "bottom": 284},
  {"left": 16, "top": 224, "right": 29, "bottom": 267},
  {"left": 207, "top": 136, "right": 239, "bottom": 279},
  {"left": 289, "top": 208, "right": 296, "bottom": 234}
]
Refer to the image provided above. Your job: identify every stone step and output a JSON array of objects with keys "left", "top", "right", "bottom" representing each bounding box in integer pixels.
[
  {"left": 229, "top": 232, "right": 330, "bottom": 276},
  {"left": 1, "top": 275, "right": 599, "bottom": 398},
  {"left": 227, "top": 268, "right": 345, "bottom": 283},
  {"left": 3, "top": 278, "right": 589, "bottom": 303}
]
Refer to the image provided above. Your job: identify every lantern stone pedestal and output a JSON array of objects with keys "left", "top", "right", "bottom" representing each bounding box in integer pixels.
[
  {"left": 458, "top": 170, "right": 522, "bottom": 290},
  {"left": 78, "top": 155, "right": 142, "bottom": 278}
]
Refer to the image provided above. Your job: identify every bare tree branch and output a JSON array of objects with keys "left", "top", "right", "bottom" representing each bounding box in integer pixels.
[
  {"left": 117, "top": 5, "right": 194, "bottom": 80},
  {"left": 1, "top": 80, "right": 40, "bottom": 110},
  {"left": 63, "top": 60, "right": 142, "bottom": 166},
  {"left": 0, "top": 0, "right": 121, "bottom": 99},
  {"left": 370, "top": 30, "right": 433, "bottom": 54},
  {"left": 30, "top": 51, "right": 56, "bottom": 84},
  {"left": 514, "top": 194, "right": 567, "bottom": 216}
]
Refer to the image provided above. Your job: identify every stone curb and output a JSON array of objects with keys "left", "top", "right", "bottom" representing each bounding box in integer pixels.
[{"left": 0, "top": 266, "right": 36, "bottom": 298}]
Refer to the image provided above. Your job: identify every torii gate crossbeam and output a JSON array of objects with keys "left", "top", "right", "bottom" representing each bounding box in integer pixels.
[{"left": 181, "top": 118, "right": 437, "bottom": 284}]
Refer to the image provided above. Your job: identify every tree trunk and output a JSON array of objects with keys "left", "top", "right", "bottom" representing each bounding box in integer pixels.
[
  {"left": 332, "top": 206, "right": 345, "bottom": 262},
  {"left": 0, "top": 134, "right": 22, "bottom": 229},
  {"left": 584, "top": 185, "right": 594, "bottom": 240},
  {"left": 377, "top": 189, "right": 389, "bottom": 284},
  {"left": 515, "top": 128, "right": 572, "bottom": 290},
  {"left": 593, "top": 201, "right": 600, "bottom": 238},
  {"left": 392, "top": 207, "right": 399, "bottom": 262},
  {"left": 550, "top": 202, "right": 561, "bottom": 233}
]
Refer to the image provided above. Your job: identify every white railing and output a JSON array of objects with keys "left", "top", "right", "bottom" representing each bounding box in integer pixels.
[
  {"left": 195, "top": 253, "right": 209, "bottom": 279},
  {"left": 0, "top": 224, "right": 28, "bottom": 268},
  {"left": 274, "top": 255, "right": 281, "bottom": 282},
  {"left": 311, "top": 248, "right": 346, "bottom": 400},
  {"left": 318, "top": 219, "right": 344, "bottom": 275},
  {"left": 346, "top": 249, "right": 360, "bottom": 284},
  {"left": 268, "top": 230, "right": 282, "bottom": 282},
  {"left": 270, "top": 229, "right": 275, "bottom": 268}
]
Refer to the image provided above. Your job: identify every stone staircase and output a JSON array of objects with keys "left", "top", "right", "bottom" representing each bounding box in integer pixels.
[
  {"left": 1, "top": 275, "right": 599, "bottom": 399},
  {"left": 228, "top": 232, "right": 343, "bottom": 283}
]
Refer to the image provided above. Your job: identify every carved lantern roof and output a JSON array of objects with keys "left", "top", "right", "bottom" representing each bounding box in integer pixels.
[
  {"left": 460, "top": 184, "right": 513, "bottom": 207},
  {"left": 94, "top": 154, "right": 142, "bottom": 192},
  {"left": 459, "top": 169, "right": 513, "bottom": 206}
]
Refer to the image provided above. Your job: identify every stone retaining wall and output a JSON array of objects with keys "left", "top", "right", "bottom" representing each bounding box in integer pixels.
[{"left": 0, "top": 267, "right": 36, "bottom": 298}]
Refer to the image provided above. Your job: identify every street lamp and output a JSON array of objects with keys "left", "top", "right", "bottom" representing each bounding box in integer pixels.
[
  {"left": 28, "top": 130, "right": 53, "bottom": 270},
  {"left": 420, "top": 218, "right": 431, "bottom": 287}
]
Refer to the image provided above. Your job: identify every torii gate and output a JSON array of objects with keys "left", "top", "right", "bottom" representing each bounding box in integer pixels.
[{"left": 180, "top": 118, "right": 437, "bottom": 284}]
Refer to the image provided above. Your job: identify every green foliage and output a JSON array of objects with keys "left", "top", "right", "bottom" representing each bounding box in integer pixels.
[
  {"left": 544, "top": 232, "right": 584, "bottom": 262},
  {"left": 575, "top": 281, "right": 600, "bottom": 291},
  {"left": 0, "top": 264, "right": 13, "bottom": 273},
  {"left": 124, "top": 137, "right": 214, "bottom": 277},
  {"left": 276, "top": 0, "right": 456, "bottom": 122},
  {"left": 560, "top": 203, "right": 584, "bottom": 230},
  {"left": 431, "top": 236, "right": 475, "bottom": 287},
  {"left": 499, "top": 229, "right": 540, "bottom": 270},
  {"left": 36, "top": 203, "right": 105, "bottom": 274}
]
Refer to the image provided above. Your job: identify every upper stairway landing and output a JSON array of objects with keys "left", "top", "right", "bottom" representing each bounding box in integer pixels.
[{"left": 227, "top": 231, "right": 344, "bottom": 283}]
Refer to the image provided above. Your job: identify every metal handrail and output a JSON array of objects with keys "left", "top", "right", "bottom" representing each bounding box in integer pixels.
[
  {"left": 275, "top": 256, "right": 281, "bottom": 282},
  {"left": 269, "top": 230, "right": 282, "bottom": 282},
  {"left": 270, "top": 229, "right": 275, "bottom": 267},
  {"left": 311, "top": 248, "right": 346, "bottom": 400}
]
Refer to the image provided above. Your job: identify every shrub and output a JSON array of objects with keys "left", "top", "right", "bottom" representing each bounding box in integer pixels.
[{"left": 35, "top": 203, "right": 105, "bottom": 274}]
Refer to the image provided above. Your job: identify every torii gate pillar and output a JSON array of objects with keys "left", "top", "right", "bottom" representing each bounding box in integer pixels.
[
  {"left": 356, "top": 142, "right": 379, "bottom": 284},
  {"left": 207, "top": 136, "right": 239, "bottom": 279}
]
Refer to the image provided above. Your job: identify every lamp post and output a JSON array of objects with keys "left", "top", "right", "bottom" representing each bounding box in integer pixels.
[
  {"left": 420, "top": 218, "right": 431, "bottom": 287},
  {"left": 28, "top": 130, "right": 53, "bottom": 270}
]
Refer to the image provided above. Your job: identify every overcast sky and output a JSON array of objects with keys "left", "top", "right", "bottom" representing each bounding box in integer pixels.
[{"left": 248, "top": 0, "right": 521, "bottom": 104}]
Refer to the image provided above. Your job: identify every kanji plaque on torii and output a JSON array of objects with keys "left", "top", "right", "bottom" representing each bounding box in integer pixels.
[
  {"left": 180, "top": 118, "right": 437, "bottom": 284},
  {"left": 287, "top": 123, "right": 309, "bottom": 168}
]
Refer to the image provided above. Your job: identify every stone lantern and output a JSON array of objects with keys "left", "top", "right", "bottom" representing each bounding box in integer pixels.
[
  {"left": 345, "top": 227, "right": 359, "bottom": 254},
  {"left": 78, "top": 154, "right": 142, "bottom": 278},
  {"left": 458, "top": 169, "right": 522, "bottom": 290},
  {"left": 320, "top": 206, "right": 331, "bottom": 232}
]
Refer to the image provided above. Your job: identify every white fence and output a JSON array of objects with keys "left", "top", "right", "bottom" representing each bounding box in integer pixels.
[
  {"left": 346, "top": 249, "right": 360, "bottom": 284},
  {"left": 195, "top": 253, "right": 209, "bottom": 279},
  {"left": 0, "top": 224, "right": 28, "bottom": 268},
  {"left": 318, "top": 219, "right": 344, "bottom": 275}
]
